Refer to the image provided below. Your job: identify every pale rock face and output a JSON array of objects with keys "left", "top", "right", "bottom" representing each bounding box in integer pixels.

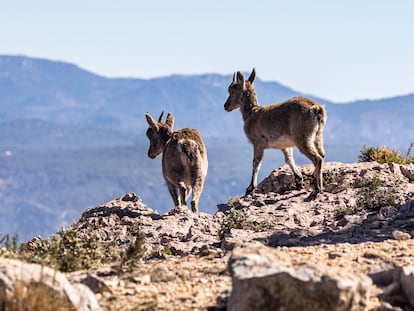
[
  {"left": 69, "top": 162, "right": 414, "bottom": 255},
  {"left": 0, "top": 258, "right": 101, "bottom": 311},
  {"left": 228, "top": 245, "right": 373, "bottom": 311},
  {"left": 70, "top": 193, "right": 222, "bottom": 257},
  {"left": 217, "top": 162, "right": 414, "bottom": 249},
  {"left": 401, "top": 265, "right": 414, "bottom": 307}
]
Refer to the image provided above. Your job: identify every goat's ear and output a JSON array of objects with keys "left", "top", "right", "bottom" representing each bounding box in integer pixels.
[
  {"left": 146, "top": 113, "right": 159, "bottom": 130},
  {"left": 248, "top": 68, "right": 256, "bottom": 84},
  {"left": 236, "top": 71, "right": 245, "bottom": 86},
  {"left": 166, "top": 113, "right": 174, "bottom": 128}
]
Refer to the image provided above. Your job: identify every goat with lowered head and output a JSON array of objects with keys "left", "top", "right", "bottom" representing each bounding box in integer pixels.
[
  {"left": 145, "top": 112, "right": 208, "bottom": 212},
  {"left": 224, "top": 68, "right": 327, "bottom": 199}
]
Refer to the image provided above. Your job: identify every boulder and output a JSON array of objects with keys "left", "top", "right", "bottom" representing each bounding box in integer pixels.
[
  {"left": 398, "top": 265, "right": 414, "bottom": 308},
  {"left": 228, "top": 245, "right": 373, "bottom": 311},
  {"left": 0, "top": 258, "right": 101, "bottom": 311}
]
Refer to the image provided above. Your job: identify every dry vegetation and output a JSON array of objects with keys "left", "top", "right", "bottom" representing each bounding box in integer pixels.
[{"left": 359, "top": 143, "right": 414, "bottom": 165}]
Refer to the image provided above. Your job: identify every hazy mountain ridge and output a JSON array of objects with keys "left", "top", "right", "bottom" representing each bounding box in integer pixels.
[
  {"left": 1, "top": 55, "right": 413, "bottom": 148},
  {"left": 0, "top": 119, "right": 138, "bottom": 152},
  {"left": 0, "top": 55, "right": 413, "bottom": 239}
]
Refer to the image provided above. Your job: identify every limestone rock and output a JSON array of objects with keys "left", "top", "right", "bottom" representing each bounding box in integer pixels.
[
  {"left": 400, "top": 163, "right": 414, "bottom": 182},
  {"left": 70, "top": 193, "right": 221, "bottom": 256},
  {"left": 217, "top": 162, "right": 414, "bottom": 249},
  {"left": 400, "top": 265, "right": 414, "bottom": 308},
  {"left": 0, "top": 258, "right": 101, "bottom": 311},
  {"left": 68, "top": 272, "right": 112, "bottom": 294},
  {"left": 228, "top": 245, "right": 373, "bottom": 311},
  {"left": 392, "top": 230, "right": 411, "bottom": 241}
]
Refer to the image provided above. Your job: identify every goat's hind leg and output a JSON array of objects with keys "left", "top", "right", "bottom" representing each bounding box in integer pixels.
[
  {"left": 190, "top": 168, "right": 204, "bottom": 213},
  {"left": 282, "top": 148, "right": 304, "bottom": 190},
  {"left": 297, "top": 143, "right": 324, "bottom": 199},
  {"left": 178, "top": 181, "right": 188, "bottom": 208},
  {"left": 166, "top": 182, "right": 181, "bottom": 208},
  {"left": 314, "top": 124, "right": 326, "bottom": 160}
]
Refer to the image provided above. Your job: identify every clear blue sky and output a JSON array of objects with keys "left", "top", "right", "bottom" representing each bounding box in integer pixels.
[{"left": 1, "top": 1, "right": 413, "bottom": 102}]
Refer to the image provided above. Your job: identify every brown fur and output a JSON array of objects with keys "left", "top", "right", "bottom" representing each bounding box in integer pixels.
[
  {"left": 145, "top": 112, "right": 208, "bottom": 212},
  {"left": 224, "top": 68, "right": 327, "bottom": 198}
]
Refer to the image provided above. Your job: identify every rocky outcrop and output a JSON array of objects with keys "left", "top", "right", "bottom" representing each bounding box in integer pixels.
[
  {"left": 227, "top": 244, "right": 414, "bottom": 311},
  {"left": 69, "top": 162, "right": 414, "bottom": 257},
  {"left": 0, "top": 258, "right": 101, "bottom": 311},
  {"left": 4, "top": 161, "right": 412, "bottom": 310},
  {"left": 368, "top": 262, "right": 414, "bottom": 309},
  {"left": 218, "top": 162, "right": 414, "bottom": 249},
  {"left": 70, "top": 193, "right": 222, "bottom": 257}
]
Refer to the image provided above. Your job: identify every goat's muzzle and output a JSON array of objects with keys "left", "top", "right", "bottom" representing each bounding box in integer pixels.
[
  {"left": 224, "top": 104, "right": 236, "bottom": 112},
  {"left": 148, "top": 151, "right": 159, "bottom": 159},
  {"left": 224, "top": 98, "right": 234, "bottom": 112}
]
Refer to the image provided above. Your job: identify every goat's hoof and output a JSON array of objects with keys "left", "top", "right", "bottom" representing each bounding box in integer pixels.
[
  {"left": 295, "top": 182, "right": 305, "bottom": 190},
  {"left": 191, "top": 202, "right": 198, "bottom": 213},
  {"left": 305, "top": 190, "right": 321, "bottom": 201},
  {"left": 294, "top": 176, "right": 304, "bottom": 190},
  {"left": 245, "top": 187, "right": 256, "bottom": 196}
]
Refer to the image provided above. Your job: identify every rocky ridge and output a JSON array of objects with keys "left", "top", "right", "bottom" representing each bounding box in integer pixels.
[{"left": 1, "top": 161, "right": 414, "bottom": 310}]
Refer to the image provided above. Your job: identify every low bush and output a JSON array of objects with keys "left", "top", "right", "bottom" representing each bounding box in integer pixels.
[
  {"left": 358, "top": 145, "right": 404, "bottom": 164},
  {"left": 356, "top": 177, "right": 396, "bottom": 211},
  {"left": 219, "top": 208, "right": 273, "bottom": 240},
  {"left": 1, "top": 225, "right": 145, "bottom": 273},
  {"left": 359, "top": 143, "right": 414, "bottom": 164}
]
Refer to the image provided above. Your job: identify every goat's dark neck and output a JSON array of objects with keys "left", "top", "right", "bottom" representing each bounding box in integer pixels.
[
  {"left": 240, "top": 89, "right": 258, "bottom": 121},
  {"left": 160, "top": 129, "right": 173, "bottom": 149}
]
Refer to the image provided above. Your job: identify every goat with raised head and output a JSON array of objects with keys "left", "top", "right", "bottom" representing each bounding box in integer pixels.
[
  {"left": 224, "top": 68, "right": 327, "bottom": 199},
  {"left": 145, "top": 112, "right": 208, "bottom": 212}
]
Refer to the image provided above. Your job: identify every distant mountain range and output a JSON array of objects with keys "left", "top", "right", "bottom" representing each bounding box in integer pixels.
[
  {"left": 0, "top": 55, "right": 412, "bottom": 240},
  {"left": 1, "top": 55, "right": 413, "bottom": 147}
]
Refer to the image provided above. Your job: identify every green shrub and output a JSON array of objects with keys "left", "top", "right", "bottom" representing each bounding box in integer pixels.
[
  {"left": 359, "top": 143, "right": 414, "bottom": 164},
  {"left": 334, "top": 205, "right": 361, "bottom": 221},
  {"left": 356, "top": 177, "right": 396, "bottom": 211},
  {"left": 1, "top": 226, "right": 145, "bottom": 273},
  {"left": 219, "top": 209, "right": 273, "bottom": 240},
  {"left": 21, "top": 228, "right": 119, "bottom": 272},
  {"left": 358, "top": 145, "right": 404, "bottom": 164},
  {"left": 119, "top": 224, "right": 145, "bottom": 271}
]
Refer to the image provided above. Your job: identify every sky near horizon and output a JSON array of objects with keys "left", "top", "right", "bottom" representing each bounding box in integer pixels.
[{"left": 1, "top": 1, "right": 413, "bottom": 102}]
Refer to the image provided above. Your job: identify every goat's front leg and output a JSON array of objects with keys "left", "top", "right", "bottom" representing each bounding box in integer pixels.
[
  {"left": 246, "top": 145, "right": 264, "bottom": 195},
  {"left": 282, "top": 148, "right": 304, "bottom": 189}
]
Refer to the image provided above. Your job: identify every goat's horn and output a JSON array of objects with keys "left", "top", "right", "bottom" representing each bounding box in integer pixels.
[
  {"left": 158, "top": 111, "right": 164, "bottom": 122},
  {"left": 233, "top": 72, "right": 237, "bottom": 82}
]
